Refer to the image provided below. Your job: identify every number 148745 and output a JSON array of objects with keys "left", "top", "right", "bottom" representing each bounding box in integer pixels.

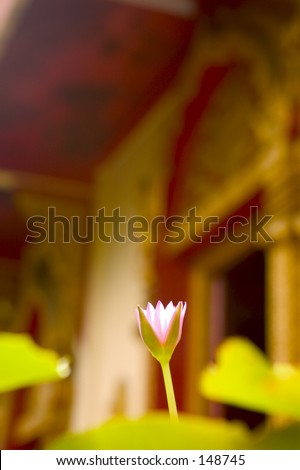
[{"left": 198, "top": 455, "right": 245, "bottom": 466}]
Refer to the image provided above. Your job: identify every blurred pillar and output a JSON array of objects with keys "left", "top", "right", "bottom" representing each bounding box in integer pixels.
[{"left": 265, "top": 137, "right": 300, "bottom": 363}]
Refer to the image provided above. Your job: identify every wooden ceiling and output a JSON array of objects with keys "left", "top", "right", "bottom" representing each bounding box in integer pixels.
[{"left": 0, "top": 0, "right": 195, "bottom": 182}]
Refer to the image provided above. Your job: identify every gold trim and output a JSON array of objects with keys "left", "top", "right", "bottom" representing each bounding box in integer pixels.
[{"left": 0, "top": 169, "right": 92, "bottom": 201}]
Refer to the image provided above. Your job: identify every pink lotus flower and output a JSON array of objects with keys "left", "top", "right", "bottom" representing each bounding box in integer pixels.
[{"left": 136, "top": 301, "right": 186, "bottom": 363}]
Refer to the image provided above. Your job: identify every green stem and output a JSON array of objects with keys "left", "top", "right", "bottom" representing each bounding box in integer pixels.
[{"left": 161, "top": 361, "right": 178, "bottom": 422}]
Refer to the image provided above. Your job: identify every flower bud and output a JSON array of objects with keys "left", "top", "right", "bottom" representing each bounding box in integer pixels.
[{"left": 136, "top": 301, "right": 186, "bottom": 363}]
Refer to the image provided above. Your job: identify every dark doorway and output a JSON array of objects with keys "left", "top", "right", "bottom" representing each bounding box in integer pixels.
[{"left": 223, "top": 250, "right": 265, "bottom": 429}]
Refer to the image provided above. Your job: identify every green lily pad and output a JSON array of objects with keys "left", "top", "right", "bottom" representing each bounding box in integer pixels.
[
  {"left": 200, "top": 337, "right": 300, "bottom": 420},
  {"left": 0, "top": 333, "right": 70, "bottom": 393},
  {"left": 49, "top": 413, "right": 251, "bottom": 450},
  {"left": 252, "top": 423, "right": 300, "bottom": 449}
]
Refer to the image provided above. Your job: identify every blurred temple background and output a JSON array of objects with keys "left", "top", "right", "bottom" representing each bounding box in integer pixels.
[{"left": 1, "top": 0, "right": 300, "bottom": 448}]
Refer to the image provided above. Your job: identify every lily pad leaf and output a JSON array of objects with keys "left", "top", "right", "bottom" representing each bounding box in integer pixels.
[
  {"left": 252, "top": 423, "right": 300, "bottom": 449},
  {"left": 200, "top": 337, "right": 300, "bottom": 420},
  {"left": 49, "top": 413, "right": 251, "bottom": 450},
  {"left": 0, "top": 333, "right": 70, "bottom": 393}
]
